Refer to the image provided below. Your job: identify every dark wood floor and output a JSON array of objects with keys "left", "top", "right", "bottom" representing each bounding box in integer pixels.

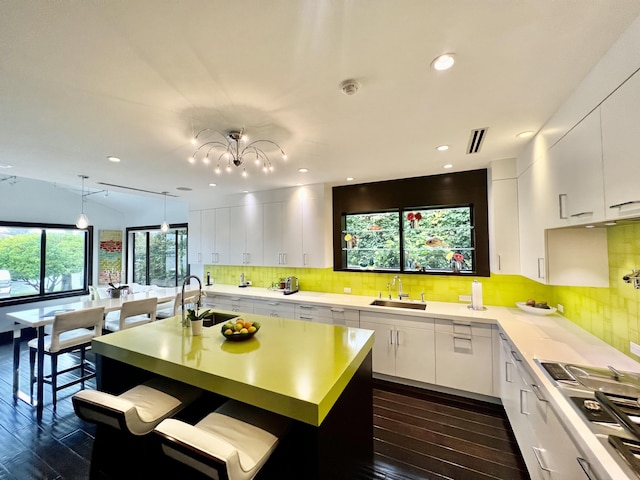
[{"left": 0, "top": 337, "right": 529, "bottom": 479}]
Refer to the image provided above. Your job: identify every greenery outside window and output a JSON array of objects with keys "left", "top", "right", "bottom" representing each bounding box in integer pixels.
[
  {"left": 128, "top": 225, "right": 188, "bottom": 287},
  {"left": 0, "top": 222, "right": 91, "bottom": 304},
  {"left": 343, "top": 206, "right": 474, "bottom": 273}
]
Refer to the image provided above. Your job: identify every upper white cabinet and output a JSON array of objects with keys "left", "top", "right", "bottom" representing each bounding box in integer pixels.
[
  {"left": 300, "top": 194, "right": 328, "bottom": 267},
  {"left": 229, "top": 203, "right": 264, "bottom": 266},
  {"left": 601, "top": 70, "right": 640, "bottom": 220},
  {"left": 547, "top": 109, "right": 605, "bottom": 227},
  {"left": 213, "top": 207, "right": 230, "bottom": 265},
  {"left": 263, "top": 201, "right": 303, "bottom": 267},
  {"left": 490, "top": 159, "right": 520, "bottom": 274},
  {"left": 188, "top": 210, "right": 203, "bottom": 264}
]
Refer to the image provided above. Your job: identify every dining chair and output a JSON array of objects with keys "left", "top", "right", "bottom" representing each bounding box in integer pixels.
[
  {"left": 28, "top": 306, "right": 105, "bottom": 409},
  {"left": 72, "top": 376, "right": 203, "bottom": 436},
  {"left": 104, "top": 297, "right": 158, "bottom": 332},
  {"left": 156, "top": 289, "right": 200, "bottom": 319},
  {"left": 154, "top": 399, "right": 291, "bottom": 480}
]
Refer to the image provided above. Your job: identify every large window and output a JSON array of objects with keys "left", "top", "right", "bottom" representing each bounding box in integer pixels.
[
  {"left": 333, "top": 170, "right": 490, "bottom": 276},
  {"left": 343, "top": 206, "right": 474, "bottom": 273},
  {"left": 128, "top": 225, "right": 188, "bottom": 287},
  {"left": 0, "top": 222, "right": 91, "bottom": 304}
]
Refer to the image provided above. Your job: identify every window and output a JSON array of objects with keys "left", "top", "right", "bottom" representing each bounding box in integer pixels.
[
  {"left": 128, "top": 225, "right": 188, "bottom": 287},
  {"left": 333, "top": 170, "right": 489, "bottom": 276},
  {"left": 0, "top": 222, "right": 91, "bottom": 304},
  {"left": 343, "top": 206, "right": 474, "bottom": 273}
]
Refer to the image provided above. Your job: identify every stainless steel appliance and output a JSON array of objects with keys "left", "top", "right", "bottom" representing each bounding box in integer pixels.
[
  {"left": 538, "top": 360, "right": 640, "bottom": 478},
  {"left": 284, "top": 276, "right": 299, "bottom": 295}
]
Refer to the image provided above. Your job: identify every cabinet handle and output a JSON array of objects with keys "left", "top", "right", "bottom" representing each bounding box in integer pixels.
[
  {"left": 245, "top": 252, "right": 250, "bottom": 264},
  {"left": 215, "top": 253, "right": 219, "bottom": 263},
  {"left": 499, "top": 332, "right": 507, "bottom": 341},
  {"left": 389, "top": 329, "right": 394, "bottom": 345},
  {"left": 609, "top": 200, "right": 640, "bottom": 209},
  {"left": 537, "top": 257, "right": 545, "bottom": 279},
  {"left": 303, "top": 253, "right": 308, "bottom": 265},
  {"left": 558, "top": 193, "right": 568, "bottom": 219},
  {"left": 520, "top": 389, "right": 529, "bottom": 415},
  {"left": 532, "top": 446, "right": 550, "bottom": 472},
  {"left": 282, "top": 253, "right": 287, "bottom": 264},
  {"left": 505, "top": 361, "right": 513, "bottom": 383},
  {"left": 577, "top": 457, "right": 597, "bottom": 480},
  {"left": 268, "top": 302, "right": 279, "bottom": 306},
  {"left": 510, "top": 350, "right": 521, "bottom": 362},
  {"left": 197, "top": 253, "right": 202, "bottom": 263},
  {"left": 453, "top": 336, "right": 472, "bottom": 350},
  {"left": 299, "top": 305, "right": 312, "bottom": 310},
  {"left": 570, "top": 211, "right": 593, "bottom": 217},
  {"left": 232, "top": 307, "right": 240, "bottom": 312},
  {"left": 497, "top": 254, "right": 501, "bottom": 271},
  {"left": 299, "top": 315, "right": 313, "bottom": 320},
  {"left": 396, "top": 330, "right": 400, "bottom": 346},
  {"left": 531, "top": 384, "right": 548, "bottom": 402},
  {"left": 330, "top": 308, "right": 344, "bottom": 313}
]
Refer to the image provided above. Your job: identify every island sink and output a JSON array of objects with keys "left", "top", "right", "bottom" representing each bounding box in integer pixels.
[
  {"left": 202, "top": 311, "right": 238, "bottom": 327},
  {"left": 370, "top": 299, "right": 427, "bottom": 310}
]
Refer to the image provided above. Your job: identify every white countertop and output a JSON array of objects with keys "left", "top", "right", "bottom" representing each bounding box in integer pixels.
[{"left": 204, "top": 283, "right": 640, "bottom": 479}]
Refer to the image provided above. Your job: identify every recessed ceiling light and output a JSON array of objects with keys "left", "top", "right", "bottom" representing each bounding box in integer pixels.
[
  {"left": 106, "top": 156, "right": 121, "bottom": 163},
  {"left": 296, "top": 183, "right": 303, "bottom": 186},
  {"left": 242, "top": 190, "right": 249, "bottom": 193},
  {"left": 0, "top": 163, "right": 12, "bottom": 169},
  {"left": 209, "top": 183, "right": 217, "bottom": 187},
  {"left": 436, "top": 145, "right": 449, "bottom": 151},
  {"left": 298, "top": 168, "right": 309, "bottom": 173},
  {"left": 346, "top": 177, "right": 354, "bottom": 181},
  {"left": 443, "top": 164, "right": 454, "bottom": 169},
  {"left": 431, "top": 53, "right": 455, "bottom": 71},
  {"left": 604, "top": 221, "right": 617, "bottom": 226},
  {"left": 516, "top": 131, "right": 535, "bottom": 139}
]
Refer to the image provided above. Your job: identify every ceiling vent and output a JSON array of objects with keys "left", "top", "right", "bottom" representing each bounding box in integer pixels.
[
  {"left": 467, "top": 127, "right": 488, "bottom": 154},
  {"left": 339, "top": 79, "right": 360, "bottom": 96}
]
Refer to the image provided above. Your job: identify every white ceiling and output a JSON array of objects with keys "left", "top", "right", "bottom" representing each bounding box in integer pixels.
[{"left": 1, "top": 1, "right": 640, "bottom": 211}]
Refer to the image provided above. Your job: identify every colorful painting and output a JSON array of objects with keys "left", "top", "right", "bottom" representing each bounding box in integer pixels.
[{"left": 98, "top": 230, "right": 123, "bottom": 285}]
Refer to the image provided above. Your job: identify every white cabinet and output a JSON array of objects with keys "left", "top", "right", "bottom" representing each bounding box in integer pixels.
[
  {"left": 229, "top": 204, "right": 264, "bottom": 266},
  {"left": 434, "top": 320, "right": 494, "bottom": 396},
  {"left": 253, "top": 298, "right": 295, "bottom": 318},
  {"left": 498, "top": 331, "right": 593, "bottom": 480},
  {"left": 188, "top": 210, "right": 203, "bottom": 264},
  {"left": 517, "top": 159, "right": 552, "bottom": 282},
  {"left": 547, "top": 109, "right": 605, "bottom": 227},
  {"left": 360, "top": 311, "right": 435, "bottom": 384},
  {"left": 490, "top": 177, "right": 520, "bottom": 274},
  {"left": 263, "top": 202, "right": 301, "bottom": 266},
  {"left": 602, "top": 70, "right": 640, "bottom": 220},
  {"left": 295, "top": 303, "right": 359, "bottom": 327},
  {"left": 203, "top": 294, "right": 253, "bottom": 314},
  {"left": 211, "top": 207, "right": 230, "bottom": 265},
  {"left": 301, "top": 194, "right": 328, "bottom": 267}
]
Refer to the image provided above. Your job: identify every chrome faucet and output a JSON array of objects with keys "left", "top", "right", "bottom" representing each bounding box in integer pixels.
[
  {"left": 391, "top": 275, "right": 409, "bottom": 300},
  {"left": 181, "top": 275, "right": 202, "bottom": 327}
]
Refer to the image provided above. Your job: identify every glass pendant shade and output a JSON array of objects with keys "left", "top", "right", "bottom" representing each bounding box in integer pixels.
[
  {"left": 161, "top": 220, "right": 169, "bottom": 232},
  {"left": 76, "top": 213, "right": 89, "bottom": 229}
]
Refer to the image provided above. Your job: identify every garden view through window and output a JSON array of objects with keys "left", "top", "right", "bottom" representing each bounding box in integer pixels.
[
  {"left": 0, "top": 223, "right": 90, "bottom": 302},
  {"left": 129, "top": 226, "right": 188, "bottom": 287},
  {"left": 343, "top": 206, "right": 474, "bottom": 273}
]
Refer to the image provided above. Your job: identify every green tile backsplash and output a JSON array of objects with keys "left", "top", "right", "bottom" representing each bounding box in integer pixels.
[{"left": 205, "top": 222, "right": 640, "bottom": 361}]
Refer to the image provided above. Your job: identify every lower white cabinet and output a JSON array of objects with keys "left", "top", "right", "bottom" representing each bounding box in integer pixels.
[
  {"left": 498, "top": 330, "right": 594, "bottom": 480},
  {"left": 204, "top": 294, "right": 254, "bottom": 314},
  {"left": 360, "top": 311, "right": 435, "bottom": 384},
  {"left": 253, "top": 298, "right": 295, "bottom": 318},
  {"left": 295, "top": 303, "right": 359, "bottom": 327},
  {"left": 434, "top": 319, "right": 494, "bottom": 396}
]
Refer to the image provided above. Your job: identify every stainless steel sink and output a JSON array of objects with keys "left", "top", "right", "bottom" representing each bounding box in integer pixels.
[
  {"left": 202, "top": 311, "right": 238, "bottom": 327},
  {"left": 565, "top": 364, "right": 640, "bottom": 397},
  {"left": 369, "top": 299, "right": 427, "bottom": 310}
]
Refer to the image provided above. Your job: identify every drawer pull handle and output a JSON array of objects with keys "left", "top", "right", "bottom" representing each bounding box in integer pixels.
[
  {"left": 532, "top": 446, "right": 550, "bottom": 472},
  {"left": 331, "top": 308, "right": 345, "bottom": 313},
  {"left": 576, "top": 457, "right": 596, "bottom": 480},
  {"left": 510, "top": 350, "right": 521, "bottom": 362},
  {"left": 531, "top": 384, "right": 548, "bottom": 402},
  {"left": 559, "top": 193, "right": 568, "bottom": 219},
  {"left": 609, "top": 200, "right": 640, "bottom": 209},
  {"left": 570, "top": 211, "right": 593, "bottom": 217}
]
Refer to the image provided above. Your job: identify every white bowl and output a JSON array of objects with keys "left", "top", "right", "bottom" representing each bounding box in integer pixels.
[{"left": 516, "top": 302, "right": 557, "bottom": 316}]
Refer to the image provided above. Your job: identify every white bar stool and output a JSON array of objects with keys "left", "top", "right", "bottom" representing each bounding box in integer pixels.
[{"left": 154, "top": 399, "right": 291, "bottom": 480}]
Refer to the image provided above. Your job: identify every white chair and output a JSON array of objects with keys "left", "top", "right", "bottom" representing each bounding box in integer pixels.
[
  {"left": 154, "top": 399, "right": 291, "bottom": 480},
  {"left": 72, "top": 377, "right": 202, "bottom": 435},
  {"left": 156, "top": 289, "right": 201, "bottom": 319},
  {"left": 28, "top": 306, "right": 105, "bottom": 409},
  {"left": 104, "top": 297, "right": 158, "bottom": 332}
]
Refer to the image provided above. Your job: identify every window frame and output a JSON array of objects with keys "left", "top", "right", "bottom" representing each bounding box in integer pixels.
[
  {"left": 0, "top": 221, "right": 93, "bottom": 306},
  {"left": 332, "top": 170, "right": 490, "bottom": 276}
]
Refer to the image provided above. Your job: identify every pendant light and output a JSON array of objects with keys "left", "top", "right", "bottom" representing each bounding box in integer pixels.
[
  {"left": 76, "top": 175, "right": 89, "bottom": 229},
  {"left": 161, "top": 191, "right": 169, "bottom": 232}
]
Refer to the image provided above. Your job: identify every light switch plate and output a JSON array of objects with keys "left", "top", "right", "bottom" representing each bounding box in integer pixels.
[
  {"left": 631, "top": 341, "right": 640, "bottom": 357},
  {"left": 344, "top": 287, "right": 351, "bottom": 293},
  {"left": 459, "top": 295, "right": 471, "bottom": 302},
  {"left": 557, "top": 303, "right": 564, "bottom": 313}
]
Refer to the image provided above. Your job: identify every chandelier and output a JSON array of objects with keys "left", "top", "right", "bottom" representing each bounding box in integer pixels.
[{"left": 189, "top": 128, "right": 287, "bottom": 177}]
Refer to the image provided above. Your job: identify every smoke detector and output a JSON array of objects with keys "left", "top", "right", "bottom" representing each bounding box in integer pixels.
[{"left": 339, "top": 79, "right": 360, "bottom": 96}]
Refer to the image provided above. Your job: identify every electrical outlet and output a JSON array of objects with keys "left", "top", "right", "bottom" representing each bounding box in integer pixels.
[
  {"left": 631, "top": 341, "right": 640, "bottom": 357},
  {"left": 459, "top": 295, "right": 471, "bottom": 302},
  {"left": 344, "top": 287, "right": 351, "bottom": 293},
  {"left": 557, "top": 303, "right": 564, "bottom": 313}
]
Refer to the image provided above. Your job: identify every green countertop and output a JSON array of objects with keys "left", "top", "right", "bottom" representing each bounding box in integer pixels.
[{"left": 92, "top": 313, "right": 375, "bottom": 426}]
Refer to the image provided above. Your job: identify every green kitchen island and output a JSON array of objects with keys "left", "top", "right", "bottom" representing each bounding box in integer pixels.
[{"left": 90, "top": 313, "right": 375, "bottom": 479}]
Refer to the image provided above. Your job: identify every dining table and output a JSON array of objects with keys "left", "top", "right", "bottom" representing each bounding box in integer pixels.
[{"left": 7, "top": 285, "right": 194, "bottom": 421}]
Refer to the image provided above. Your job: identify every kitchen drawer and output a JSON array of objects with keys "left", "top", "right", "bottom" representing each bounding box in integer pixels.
[
  {"left": 204, "top": 295, "right": 254, "bottom": 314},
  {"left": 253, "top": 299, "right": 295, "bottom": 318},
  {"left": 295, "top": 303, "right": 359, "bottom": 326},
  {"left": 434, "top": 318, "right": 493, "bottom": 338}
]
